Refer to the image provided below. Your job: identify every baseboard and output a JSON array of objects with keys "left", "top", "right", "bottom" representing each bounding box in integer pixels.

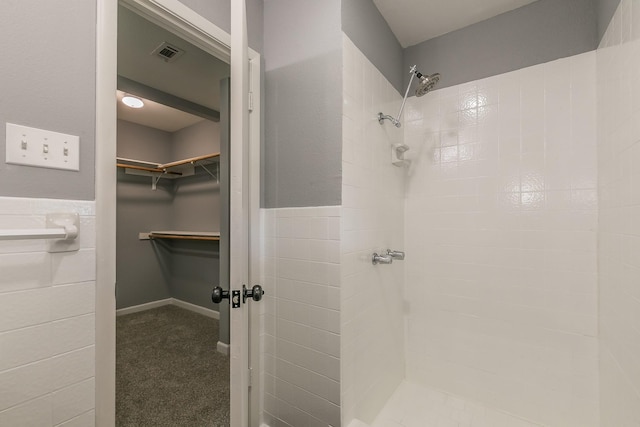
[
  {"left": 171, "top": 298, "right": 220, "bottom": 319},
  {"left": 116, "top": 298, "right": 219, "bottom": 320},
  {"left": 116, "top": 298, "right": 172, "bottom": 316},
  {"left": 217, "top": 341, "right": 230, "bottom": 355}
]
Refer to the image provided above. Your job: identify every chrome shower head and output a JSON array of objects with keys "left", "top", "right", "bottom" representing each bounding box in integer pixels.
[
  {"left": 378, "top": 66, "right": 441, "bottom": 127},
  {"left": 415, "top": 72, "right": 440, "bottom": 97}
]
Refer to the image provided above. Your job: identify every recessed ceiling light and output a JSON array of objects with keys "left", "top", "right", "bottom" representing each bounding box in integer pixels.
[{"left": 122, "top": 96, "right": 144, "bottom": 108}]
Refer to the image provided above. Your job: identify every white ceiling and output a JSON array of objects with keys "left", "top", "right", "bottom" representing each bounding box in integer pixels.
[
  {"left": 116, "top": 91, "right": 204, "bottom": 132},
  {"left": 373, "top": 0, "right": 540, "bottom": 47},
  {"left": 117, "top": 6, "right": 229, "bottom": 131}
]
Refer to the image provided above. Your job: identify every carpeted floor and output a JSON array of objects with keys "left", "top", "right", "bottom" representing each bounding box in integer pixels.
[{"left": 116, "top": 305, "right": 229, "bottom": 426}]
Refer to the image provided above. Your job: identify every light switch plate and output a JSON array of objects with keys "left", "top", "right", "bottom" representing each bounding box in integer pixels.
[{"left": 6, "top": 123, "right": 80, "bottom": 171}]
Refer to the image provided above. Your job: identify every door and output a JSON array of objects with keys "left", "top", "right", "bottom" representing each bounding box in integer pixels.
[
  {"left": 229, "top": 2, "right": 253, "bottom": 425},
  {"left": 96, "top": 0, "right": 261, "bottom": 425}
]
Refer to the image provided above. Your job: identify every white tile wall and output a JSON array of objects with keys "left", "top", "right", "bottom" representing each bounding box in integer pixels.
[
  {"left": 0, "top": 197, "right": 96, "bottom": 427},
  {"left": 341, "top": 35, "right": 407, "bottom": 426},
  {"left": 262, "top": 206, "right": 341, "bottom": 427},
  {"left": 402, "top": 53, "right": 599, "bottom": 426},
  {"left": 598, "top": 1, "right": 640, "bottom": 425}
]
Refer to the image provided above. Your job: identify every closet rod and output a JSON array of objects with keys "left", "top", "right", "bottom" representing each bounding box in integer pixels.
[
  {"left": 149, "top": 233, "right": 220, "bottom": 241},
  {"left": 116, "top": 163, "right": 182, "bottom": 175}
]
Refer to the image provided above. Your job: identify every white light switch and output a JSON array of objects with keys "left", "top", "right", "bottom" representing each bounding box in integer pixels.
[{"left": 6, "top": 123, "right": 79, "bottom": 171}]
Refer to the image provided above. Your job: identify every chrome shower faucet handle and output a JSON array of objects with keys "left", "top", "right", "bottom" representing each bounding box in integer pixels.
[
  {"left": 387, "top": 249, "right": 405, "bottom": 260},
  {"left": 372, "top": 253, "right": 393, "bottom": 265}
]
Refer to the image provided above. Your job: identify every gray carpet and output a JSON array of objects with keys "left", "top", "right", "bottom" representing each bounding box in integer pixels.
[{"left": 116, "top": 305, "right": 229, "bottom": 426}]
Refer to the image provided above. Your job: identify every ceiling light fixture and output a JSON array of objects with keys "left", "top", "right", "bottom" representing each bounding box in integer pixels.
[{"left": 122, "top": 95, "right": 144, "bottom": 108}]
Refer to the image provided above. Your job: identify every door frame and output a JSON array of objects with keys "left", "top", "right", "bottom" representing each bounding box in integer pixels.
[{"left": 94, "top": 0, "right": 261, "bottom": 425}]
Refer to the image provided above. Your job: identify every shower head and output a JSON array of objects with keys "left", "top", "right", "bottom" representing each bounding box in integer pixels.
[
  {"left": 415, "top": 72, "right": 440, "bottom": 97},
  {"left": 378, "top": 65, "right": 441, "bottom": 127}
]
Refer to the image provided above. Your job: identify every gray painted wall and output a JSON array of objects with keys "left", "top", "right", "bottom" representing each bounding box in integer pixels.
[
  {"left": 116, "top": 119, "right": 222, "bottom": 314},
  {"left": 169, "top": 120, "right": 221, "bottom": 312},
  {"left": 168, "top": 240, "right": 219, "bottom": 309},
  {"left": 116, "top": 120, "right": 174, "bottom": 309},
  {"left": 342, "top": 0, "right": 404, "bottom": 94},
  {"left": 263, "top": 0, "right": 343, "bottom": 208},
  {"left": 116, "top": 119, "right": 173, "bottom": 162},
  {"left": 0, "top": 0, "right": 96, "bottom": 201},
  {"left": 597, "top": 0, "right": 622, "bottom": 41},
  {"left": 172, "top": 119, "right": 220, "bottom": 159},
  {"left": 172, "top": 172, "right": 220, "bottom": 230},
  {"left": 404, "top": 0, "right": 598, "bottom": 91}
]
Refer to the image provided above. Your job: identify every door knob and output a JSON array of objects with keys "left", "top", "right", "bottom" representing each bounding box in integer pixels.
[
  {"left": 211, "top": 286, "right": 230, "bottom": 304},
  {"left": 243, "top": 284, "right": 264, "bottom": 302}
]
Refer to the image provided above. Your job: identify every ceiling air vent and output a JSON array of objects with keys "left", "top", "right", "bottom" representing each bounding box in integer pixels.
[{"left": 151, "top": 42, "right": 185, "bottom": 63}]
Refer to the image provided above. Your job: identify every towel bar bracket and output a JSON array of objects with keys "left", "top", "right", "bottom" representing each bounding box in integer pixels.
[
  {"left": 0, "top": 213, "right": 80, "bottom": 253},
  {"left": 46, "top": 213, "right": 80, "bottom": 253}
]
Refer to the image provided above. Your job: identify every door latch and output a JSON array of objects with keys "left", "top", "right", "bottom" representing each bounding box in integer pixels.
[
  {"left": 212, "top": 286, "right": 258, "bottom": 308},
  {"left": 231, "top": 290, "right": 241, "bottom": 308}
]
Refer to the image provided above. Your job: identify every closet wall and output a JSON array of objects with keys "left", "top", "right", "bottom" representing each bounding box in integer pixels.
[
  {"left": 116, "top": 120, "right": 173, "bottom": 308},
  {"left": 116, "top": 118, "right": 221, "bottom": 312},
  {"left": 167, "top": 120, "right": 222, "bottom": 306}
]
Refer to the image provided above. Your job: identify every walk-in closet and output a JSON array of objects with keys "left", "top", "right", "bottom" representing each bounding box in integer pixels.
[{"left": 114, "top": 5, "right": 230, "bottom": 425}]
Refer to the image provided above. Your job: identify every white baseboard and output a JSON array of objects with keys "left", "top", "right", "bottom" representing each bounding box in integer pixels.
[
  {"left": 217, "top": 341, "right": 230, "bottom": 355},
  {"left": 171, "top": 298, "right": 220, "bottom": 319},
  {"left": 116, "top": 298, "right": 172, "bottom": 316},
  {"left": 116, "top": 298, "right": 219, "bottom": 320}
]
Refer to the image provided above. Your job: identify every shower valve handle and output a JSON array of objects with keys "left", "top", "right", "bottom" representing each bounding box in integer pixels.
[
  {"left": 387, "top": 249, "right": 405, "bottom": 260},
  {"left": 372, "top": 253, "right": 393, "bottom": 265}
]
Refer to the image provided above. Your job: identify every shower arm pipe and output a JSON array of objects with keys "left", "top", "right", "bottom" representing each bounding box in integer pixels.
[{"left": 378, "top": 65, "right": 418, "bottom": 128}]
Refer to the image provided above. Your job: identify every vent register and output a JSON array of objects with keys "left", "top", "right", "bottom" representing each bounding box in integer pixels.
[{"left": 151, "top": 41, "right": 185, "bottom": 62}]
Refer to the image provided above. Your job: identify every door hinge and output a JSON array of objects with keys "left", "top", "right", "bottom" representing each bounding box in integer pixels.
[
  {"left": 248, "top": 91, "right": 254, "bottom": 112},
  {"left": 248, "top": 367, "right": 253, "bottom": 388}
]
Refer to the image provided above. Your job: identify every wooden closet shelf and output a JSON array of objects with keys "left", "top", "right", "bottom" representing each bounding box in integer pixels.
[
  {"left": 116, "top": 153, "right": 220, "bottom": 171},
  {"left": 157, "top": 153, "right": 220, "bottom": 169}
]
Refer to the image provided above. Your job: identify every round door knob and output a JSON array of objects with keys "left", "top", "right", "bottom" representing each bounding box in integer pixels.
[
  {"left": 250, "top": 284, "right": 264, "bottom": 302},
  {"left": 211, "top": 286, "right": 229, "bottom": 304},
  {"left": 243, "top": 284, "right": 264, "bottom": 302}
]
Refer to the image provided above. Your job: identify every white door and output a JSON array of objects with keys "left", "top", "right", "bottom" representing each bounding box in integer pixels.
[
  {"left": 96, "top": 0, "right": 261, "bottom": 425},
  {"left": 229, "top": 1, "right": 251, "bottom": 425},
  {"left": 231, "top": 2, "right": 264, "bottom": 425}
]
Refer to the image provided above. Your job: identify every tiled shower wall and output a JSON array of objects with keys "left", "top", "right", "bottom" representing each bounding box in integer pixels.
[
  {"left": 402, "top": 52, "right": 599, "bottom": 426},
  {"left": 262, "top": 207, "right": 341, "bottom": 427},
  {"left": 0, "top": 197, "right": 96, "bottom": 426},
  {"left": 341, "top": 35, "right": 406, "bottom": 425},
  {"left": 597, "top": 0, "right": 640, "bottom": 425}
]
